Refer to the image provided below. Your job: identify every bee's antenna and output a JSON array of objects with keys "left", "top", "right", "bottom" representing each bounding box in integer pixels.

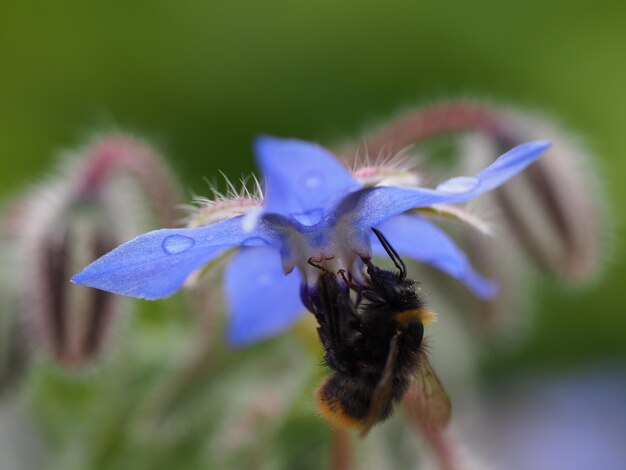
[{"left": 371, "top": 227, "right": 407, "bottom": 279}]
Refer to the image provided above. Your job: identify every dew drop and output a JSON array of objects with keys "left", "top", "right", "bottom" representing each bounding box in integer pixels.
[
  {"left": 162, "top": 234, "right": 195, "bottom": 255},
  {"left": 300, "top": 171, "right": 324, "bottom": 190},
  {"left": 436, "top": 176, "right": 480, "bottom": 194},
  {"left": 292, "top": 208, "right": 324, "bottom": 226},
  {"left": 241, "top": 237, "right": 269, "bottom": 247}
]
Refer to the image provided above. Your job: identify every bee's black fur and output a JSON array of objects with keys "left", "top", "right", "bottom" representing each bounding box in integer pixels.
[{"left": 309, "top": 228, "right": 427, "bottom": 428}]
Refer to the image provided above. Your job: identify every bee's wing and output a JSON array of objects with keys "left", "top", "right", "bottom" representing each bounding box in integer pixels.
[
  {"left": 406, "top": 355, "right": 451, "bottom": 431},
  {"left": 359, "top": 332, "right": 400, "bottom": 437}
]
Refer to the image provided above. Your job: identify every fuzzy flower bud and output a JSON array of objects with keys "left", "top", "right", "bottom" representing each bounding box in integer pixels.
[
  {"left": 343, "top": 100, "right": 606, "bottom": 282},
  {"left": 4, "top": 133, "right": 181, "bottom": 367},
  {"left": 0, "top": 219, "right": 29, "bottom": 392},
  {"left": 478, "top": 110, "right": 604, "bottom": 282}
]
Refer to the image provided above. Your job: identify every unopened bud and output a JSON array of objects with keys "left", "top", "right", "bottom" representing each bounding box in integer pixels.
[
  {"left": 344, "top": 100, "right": 606, "bottom": 282},
  {"left": 5, "top": 133, "right": 182, "bottom": 367},
  {"left": 0, "top": 225, "right": 29, "bottom": 393},
  {"left": 481, "top": 110, "right": 604, "bottom": 281}
]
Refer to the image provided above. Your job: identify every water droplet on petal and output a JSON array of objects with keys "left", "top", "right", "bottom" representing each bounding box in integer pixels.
[
  {"left": 300, "top": 171, "right": 324, "bottom": 190},
  {"left": 292, "top": 208, "right": 324, "bottom": 226},
  {"left": 241, "top": 237, "right": 269, "bottom": 247},
  {"left": 162, "top": 234, "right": 195, "bottom": 254},
  {"left": 436, "top": 176, "right": 480, "bottom": 194}
]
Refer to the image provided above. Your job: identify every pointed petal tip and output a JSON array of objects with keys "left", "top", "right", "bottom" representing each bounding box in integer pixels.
[
  {"left": 253, "top": 134, "right": 294, "bottom": 157},
  {"left": 253, "top": 133, "right": 277, "bottom": 150},
  {"left": 473, "top": 278, "right": 500, "bottom": 300},
  {"left": 70, "top": 266, "right": 163, "bottom": 300},
  {"left": 70, "top": 268, "right": 92, "bottom": 287},
  {"left": 524, "top": 140, "right": 552, "bottom": 153},
  {"left": 225, "top": 329, "right": 254, "bottom": 349},
  {"left": 501, "top": 140, "right": 552, "bottom": 165},
  {"left": 253, "top": 135, "right": 329, "bottom": 163},
  {"left": 225, "top": 318, "right": 299, "bottom": 348},
  {"left": 225, "top": 320, "right": 282, "bottom": 348}
]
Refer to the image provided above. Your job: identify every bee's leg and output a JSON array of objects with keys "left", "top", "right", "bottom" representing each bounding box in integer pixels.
[
  {"left": 338, "top": 269, "right": 362, "bottom": 290},
  {"left": 319, "top": 273, "right": 344, "bottom": 345},
  {"left": 337, "top": 269, "right": 366, "bottom": 307},
  {"left": 315, "top": 273, "right": 362, "bottom": 369},
  {"left": 338, "top": 268, "right": 388, "bottom": 309},
  {"left": 308, "top": 257, "right": 328, "bottom": 272},
  {"left": 337, "top": 288, "right": 362, "bottom": 339}
]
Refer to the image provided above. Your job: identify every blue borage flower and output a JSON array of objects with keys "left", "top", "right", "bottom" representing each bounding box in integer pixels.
[{"left": 72, "top": 136, "right": 550, "bottom": 345}]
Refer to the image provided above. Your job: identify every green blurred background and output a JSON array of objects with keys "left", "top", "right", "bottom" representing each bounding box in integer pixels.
[{"left": 1, "top": 0, "right": 625, "bottom": 467}]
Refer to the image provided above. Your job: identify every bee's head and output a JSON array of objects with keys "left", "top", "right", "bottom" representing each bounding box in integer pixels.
[{"left": 367, "top": 262, "right": 418, "bottom": 308}]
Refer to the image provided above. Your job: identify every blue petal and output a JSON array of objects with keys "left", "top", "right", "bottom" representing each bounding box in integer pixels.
[
  {"left": 254, "top": 136, "right": 360, "bottom": 225},
  {"left": 225, "top": 246, "right": 304, "bottom": 346},
  {"left": 72, "top": 217, "right": 272, "bottom": 300},
  {"left": 372, "top": 215, "right": 498, "bottom": 299},
  {"left": 342, "top": 141, "right": 550, "bottom": 229}
]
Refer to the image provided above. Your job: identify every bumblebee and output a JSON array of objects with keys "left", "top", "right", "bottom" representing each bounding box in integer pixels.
[{"left": 308, "top": 228, "right": 451, "bottom": 435}]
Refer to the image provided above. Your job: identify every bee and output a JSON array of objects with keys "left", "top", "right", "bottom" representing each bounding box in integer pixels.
[{"left": 308, "top": 228, "right": 451, "bottom": 436}]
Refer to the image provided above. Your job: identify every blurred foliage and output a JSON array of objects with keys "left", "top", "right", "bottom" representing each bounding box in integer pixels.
[{"left": 1, "top": 0, "right": 625, "bottom": 468}]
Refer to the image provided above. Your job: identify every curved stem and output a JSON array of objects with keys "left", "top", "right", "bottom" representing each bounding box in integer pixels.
[
  {"left": 341, "top": 100, "right": 515, "bottom": 162},
  {"left": 404, "top": 387, "right": 463, "bottom": 470},
  {"left": 330, "top": 428, "right": 354, "bottom": 470},
  {"left": 74, "top": 134, "right": 182, "bottom": 226}
]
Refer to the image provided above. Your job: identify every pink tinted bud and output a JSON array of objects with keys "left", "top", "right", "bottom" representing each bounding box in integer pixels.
[
  {"left": 481, "top": 111, "right": 604, "bottom": 281},
  {"left": 344, "top": 100, "right": 606, "bottom": 282},
  {"left": 5, "top": 133, "right": 182, "bottom": 367},
  {"left": 0, "top": 221, "right": 29, "bottom": 392},
  {"left": 71, "top": 133, "right": 182, "bottom": 227}
]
